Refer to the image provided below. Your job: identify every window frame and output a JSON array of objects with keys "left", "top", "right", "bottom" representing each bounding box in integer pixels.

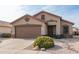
[
  {"left": 25, "top": 17, "right": 30, "bottom": 22},
  {"left": 63, "top": 25, "right": 69, "bottom": 34},
  {"left": 41, "top": 15, "right": 45, "bottom": 20}
]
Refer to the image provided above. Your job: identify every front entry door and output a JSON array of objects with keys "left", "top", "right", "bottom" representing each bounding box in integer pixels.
[{"left": 48, "top": 25, "right": 56, "bottom": 37}]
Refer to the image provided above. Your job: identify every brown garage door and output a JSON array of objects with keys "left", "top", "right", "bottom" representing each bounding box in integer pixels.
[{"left": 15, "top": 25, "right": 41, "bottom": 38}]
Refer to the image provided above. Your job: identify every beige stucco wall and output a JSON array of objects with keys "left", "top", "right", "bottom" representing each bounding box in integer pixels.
[
  {"left": 0, "top": 26, "right": 12, "bottom": 33},
  {"left": 11, "top": 26, "right": 15, "bottom": 35},
  {"left": 34, "top": 13, "right": 61, "bottom": 35},
  {"left": 12, "top": 16, "right": 47, "bottom": 36},
  {"left": 61, "top": 21, "right": 73, "bottom": 35},
  {"left": 0, "top": 21, "right": 12, "bottom": 34},
  {"left": 12, "top": 17, "right": 43, "bottom": 26},
  {"left": 0, "top": 21, "right": 11, "bottom": 27},
  {"left": 41, "top": 23, "right": 47, "bottom": 35}
]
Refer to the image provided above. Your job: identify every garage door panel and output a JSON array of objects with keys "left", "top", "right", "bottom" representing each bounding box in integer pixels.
[{"left": 15, "top": 25, "right": 41, "bottom": 38}]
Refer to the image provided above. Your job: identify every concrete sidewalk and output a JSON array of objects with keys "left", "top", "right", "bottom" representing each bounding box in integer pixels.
[{"left": 0, "top": 50, "right": 49, "bottom": 54}]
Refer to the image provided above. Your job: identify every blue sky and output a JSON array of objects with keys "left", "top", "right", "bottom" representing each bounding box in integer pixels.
[{"left": 0, "top": 5, "right": 79, "bottom": 28}]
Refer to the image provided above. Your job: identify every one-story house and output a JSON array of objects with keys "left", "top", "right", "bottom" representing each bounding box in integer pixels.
[
  {"left": 11, "top": 11, "right": 74, "bottom": 38},
  {"left": 72, "top": 27, "right": 79, "bottom": 35},
  {"left": 0, "top": 20, "right": 12, "bottom": 35}
]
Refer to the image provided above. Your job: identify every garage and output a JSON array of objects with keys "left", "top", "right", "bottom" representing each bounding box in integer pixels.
[{"left": 15, "top": 25, "right": 41, "bottom": 38}]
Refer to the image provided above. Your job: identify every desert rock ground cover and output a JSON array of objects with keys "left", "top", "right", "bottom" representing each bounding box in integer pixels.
[{"left": 24, "top": 36, "right": 79, "bottom": 54}]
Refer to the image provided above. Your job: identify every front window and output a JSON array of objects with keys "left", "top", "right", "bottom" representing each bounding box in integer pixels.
[
  {"left": 41, "top": 15, "right": 45, "bottom": 20},
  {"left": 63, "top": 26, "right": 69, "bottom": 34},
  {"left": 25, "top": 17, "right": 30, "bottom": 22}
]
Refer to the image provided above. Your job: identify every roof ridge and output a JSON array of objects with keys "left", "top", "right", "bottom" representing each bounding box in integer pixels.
[
  {"left": 11, "top": 14, "right": 32, "bottom": 24},
  {"left": 33, "top": 10, "right": 61, "bottom": 18}
]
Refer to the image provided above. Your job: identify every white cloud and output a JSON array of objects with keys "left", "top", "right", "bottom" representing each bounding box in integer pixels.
[{"left": 0, "top": 5, "right": 25, "bottom": 22}]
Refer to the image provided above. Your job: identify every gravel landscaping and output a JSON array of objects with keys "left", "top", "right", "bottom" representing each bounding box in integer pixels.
[{"left": 24, "top": 36, "right": 79, "bottom": 54}]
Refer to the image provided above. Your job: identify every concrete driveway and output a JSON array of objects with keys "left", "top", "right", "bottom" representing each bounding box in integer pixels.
[
  {"left": 0, "top": 38, "right": 35, "bottom": 53},
  {"left": 0, "top": 38, "right": 33, "bottom": 50},
  {"left": 0, "top": 38, "right": 49, "bottom": 54}
]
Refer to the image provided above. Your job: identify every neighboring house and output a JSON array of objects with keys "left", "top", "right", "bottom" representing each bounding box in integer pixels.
[
  {"left": 0, "top": 20, "right": 12, "bottom": 35},
  {"left": 73, "top": 27, "right": 79, "bottom": 35},
  {"left": 11, "top": 11, "right": 74, "bottom": 38}
]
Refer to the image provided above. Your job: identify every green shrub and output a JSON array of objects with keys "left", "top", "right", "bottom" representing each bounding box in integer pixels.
[
  {"left": 33, "top": 36, "right": 54, "bottom": 49},
  {"left": 1, "top": 33, "right": 11, "bottom": 38}
]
